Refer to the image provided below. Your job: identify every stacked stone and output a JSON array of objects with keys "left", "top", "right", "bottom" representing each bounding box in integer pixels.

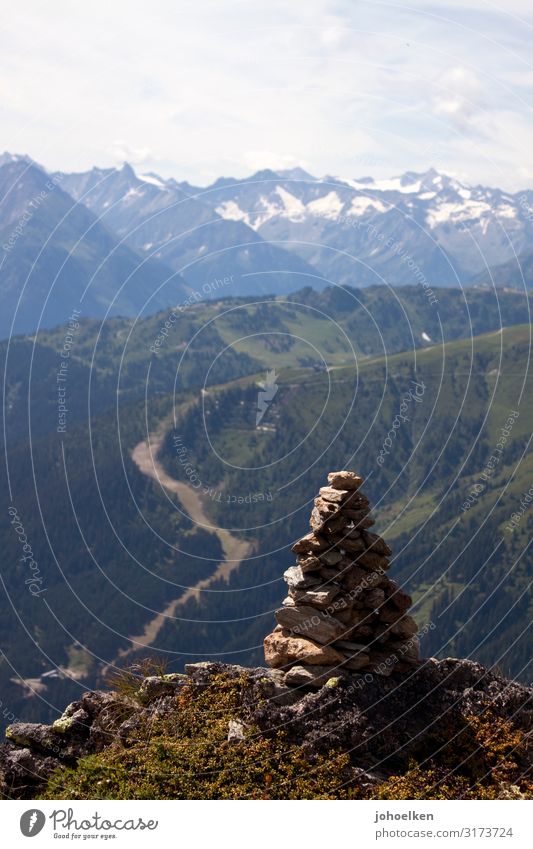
[{"left": 264, "top": 471, "right": 420, "bottom": 685}]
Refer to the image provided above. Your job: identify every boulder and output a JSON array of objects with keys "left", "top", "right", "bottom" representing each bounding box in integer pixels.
[
  {"left": 327, "top": 470, "right": 364, "bottom": 490},
  {"left": 275, "top": 605, "right": 346, "bottom": 644},
  {"left": 264, "top": 628, "right": 346, "bottom": 668}
]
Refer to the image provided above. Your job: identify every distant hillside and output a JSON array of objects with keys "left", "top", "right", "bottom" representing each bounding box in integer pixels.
[
  {"left": 2, "top": 284, "right": 531, "bottom": 445},
  {"left": 474, "top": 250, "right": 533, "bottom": 289},
  {"left": 0, "top": 159, "right": 189, "bottom": 338}
]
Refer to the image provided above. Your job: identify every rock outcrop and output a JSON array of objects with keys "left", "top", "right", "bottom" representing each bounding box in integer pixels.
[
  {"left": 264, "top": 471, "right": 419, "bottom": 680},
  {"left": 1, "top": 659, "right": 532, "bottom": 799}
]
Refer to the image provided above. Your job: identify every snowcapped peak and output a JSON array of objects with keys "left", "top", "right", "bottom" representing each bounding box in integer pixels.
[{"left": 275, "top": 167, "right": 316, "bottom": 182}]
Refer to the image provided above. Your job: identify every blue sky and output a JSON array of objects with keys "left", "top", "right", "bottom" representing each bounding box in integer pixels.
[{"left": 2, "top": 0, "right": 533, "bottom": 189}]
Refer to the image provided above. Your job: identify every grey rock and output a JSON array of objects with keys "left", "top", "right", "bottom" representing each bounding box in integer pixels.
[
  {"left": 283, "top": 565, "right": 321, "bottom": 590},
  {"left": 227, "top": 720, "right": 246, "bottom": 742}
]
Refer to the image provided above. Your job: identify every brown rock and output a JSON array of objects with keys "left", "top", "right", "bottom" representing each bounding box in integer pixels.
[
  {"left": 386, "top": 583, "right": 413, "bottom": 613},
  {"left": 327, "top": 471, "right": 364, "bottom": 490},
  {"left": 393, "top": 636, "right": 421, "bottom": 662},
  {"left": 296, "top": 555, "right": 322, "bottom": 573},
  {"left": 332, "top": 535, "right": 366, "bottom": 552},
  {"left": 319, "top": 487, "right": 365, "bottom": 506},
  {"left": 319, "top": 550, "right": 343, "bottom": 567},
  {"left": 341, "top": 653, "right": 370, "bottom": 671},
  {"left": 362, "top": 531, "right": 392, "bottom": 556},
  {"left": 390, "top": 615, "right": 419, "bottom": 639},
  {"left": 264, "top": 627, "right": 346, "bottom": 668},
  {"left": 291, "top": 532, "right": 328, "bottom": 554},
  {"left": 313, "top": 498, "right": 341, "bottom": 518},
  {"left": 361, "top": 588, "right": 386, "bottom": 609},
  {"left": 353, "top": 552, "right": 391, "bottom": 571},
  {"left": 338, "top": 565, "right": 369, "bottom": 591},
  {"left": 284, "top": 665, "right": 345, "bottom": 687},
  {"left": 378, "top": 603, "right": 403, "bottom": 624},
  {"left": 323, "top": 516, "right": 350, "bottom": 534},
  {"left": 275, "top": 605, "right": 346, "bottom": 644}
]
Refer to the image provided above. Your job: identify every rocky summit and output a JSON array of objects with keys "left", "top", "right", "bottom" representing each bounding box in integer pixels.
[{"left": 264, "top": 470, "right": 419, "bottom": 683}]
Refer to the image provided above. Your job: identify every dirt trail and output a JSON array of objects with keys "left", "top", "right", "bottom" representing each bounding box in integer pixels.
[{"left": 114, "top": 429, "right": 251, "bottom": 660}]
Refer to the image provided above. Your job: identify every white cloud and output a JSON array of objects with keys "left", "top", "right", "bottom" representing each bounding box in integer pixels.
[
  {"left": 0, "top": 0, "right": 532, "bottom": 190},
  {"left": 243, "top": 151, "right": 307, "bottom": 172},
  {"left": 107, "top": 141, "right": 154, "bottom": 166},
  {"left": 432, "top": 66, "right": 485, "bottom": 130}
]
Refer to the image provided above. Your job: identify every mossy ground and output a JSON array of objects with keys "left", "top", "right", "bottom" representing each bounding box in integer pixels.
[{"left": 41, "top": 674, "right": 533, "bottom": 801}]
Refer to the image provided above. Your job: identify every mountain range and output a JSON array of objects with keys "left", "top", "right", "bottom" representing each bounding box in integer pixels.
[{"left": 2, "top": 153, "right": 533, "bottom": 338}]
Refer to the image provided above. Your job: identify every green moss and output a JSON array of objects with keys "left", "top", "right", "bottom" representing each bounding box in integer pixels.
[
  {"left": 52, "top": 716, "right": 75, "bottom": 734},
  {"left": 41, "top": 674, "right": 357, "bottom": 801}
]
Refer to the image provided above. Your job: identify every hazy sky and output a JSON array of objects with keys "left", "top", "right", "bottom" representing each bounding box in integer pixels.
[{"left": 2, "top": 0, "right": 533, "bottom": 189}]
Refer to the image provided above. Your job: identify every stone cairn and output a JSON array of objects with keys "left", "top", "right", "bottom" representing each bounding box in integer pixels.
[{"left": 264, "top": 471, "right": 420, "bottom": 686}]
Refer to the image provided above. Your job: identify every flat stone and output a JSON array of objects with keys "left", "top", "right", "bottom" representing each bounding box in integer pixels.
[
  {"left": 368, "top": 651, "right": 400, "bottom": 676},
  {"left": 390, "top": 615, "right": 419, "bottom": 639},
  {"left": 345, "top": 516, "right": 374, "bottom": 531},
  {"left": 313, "top": 497, "right": 341, "bottom": 518},
  {"left": 284, "top": 665, "right": 345, "bottom": 688},
  {"left": 283, "top": 565, "right": 322, "bottom": 590},
  {"left": 327, "top": 471, "right": 364, "bottom": 490},
  {"left": 338, "top": 565, "right": 369, "bottom": 590},
  {"left": 341, "top": 653, "right": 370, "bottom": 670},
  {"left": 291, "top": 532, "right": 328, "bottom": 554},
  {"left": 361, "top": 588, "right": 386, "bottom": 609},
  {"left": 319, "top": 549, "right": 343, "bottom": 566},
  {"left": 352, "top": 552, "right": 390, "bottom": 571},
  {"left": 362, "top": 532, "right": 392, "bottom": 556},
  {"left": 296, "top": 554, "right": 322, "bottom": 573},
  {"left": 290, "top": 586, "right": 340, "bottom": 609},
  {"left": 386, "top": 583, "right": 413, "bottom": 613},
  {"left": 334, "top": 640, "right": 368, "bottom": 652},
  {"left": 275, "top": 605, "right": 346, "bottom": 644},
  {"left": 378, "top": 603, "right": 403, "bottom": 624},
  {"left": 322, "top": 515, "right": 350, "bottom": 534},
  {"left": 392, "top": 636, "right": 421, "bottom": 662},
  {"left": 264, "top": 627, "right": 346, "bottom": 668},
  {"left": 331, "top": 535, "right": 366, "bottom": 552},
  {"left": 319, "top": 486, "right": 363, "bottom": 506}
]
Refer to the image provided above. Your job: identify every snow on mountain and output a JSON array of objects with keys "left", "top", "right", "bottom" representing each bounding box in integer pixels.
[
  {"left": 196, "top": 167, "right": 533, "bottom": 286},
  {"left": 53, "top": 160, "right": 533, "bottom": 291}
]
